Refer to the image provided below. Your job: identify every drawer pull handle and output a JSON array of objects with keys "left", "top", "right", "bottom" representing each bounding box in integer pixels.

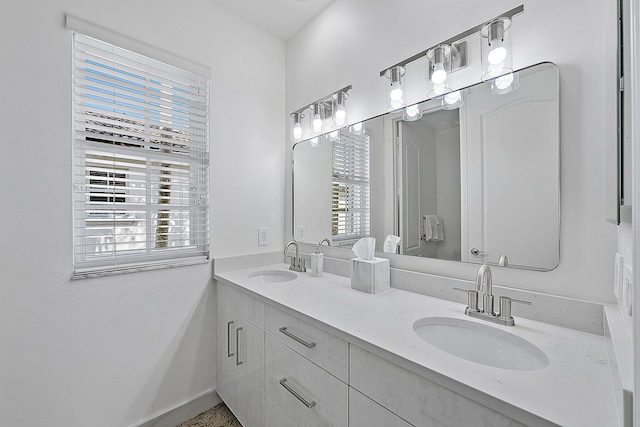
[
  {"left": 227, "top": 321, "right": 234, "bottom": 358},
  {"left": 236, "top": 327, "right": 244, "bottom": 366},
  {"left": 279, "top": 378, "right": 316, "bottom": 409},
  {"left": 279, "top": 327, "right": 316, "bottom": 349}
]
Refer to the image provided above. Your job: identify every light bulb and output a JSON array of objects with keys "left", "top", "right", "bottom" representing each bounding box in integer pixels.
[
  {"left": 405, "top": 104, "right": 420, "bottom": 118},
  {"left": 431, "top": 63, "right": 447, "bottom": 85},
  {"left": 313, "top": 115, "right": 323, "bottom": 133},
  {"left": 444, "top": 91, "right": 461, "bottom": 105},
  {"left": 495, "top": 73, "right": 514, "bottom": 90},
  {"left": 390, "top": 87, "right": 403, "bottom": 102},
  {"left": 335, "top": 108, "right": 346, "bottom": 125},
  {"left": 352, "top": 122, "right": 363, "bottom": 134},
  {"left": 433, "top": 84, "right": 446, "bottom": 96},
  {"left": 488, "top": 45, "right": 507, "bottom": 65},
  {"left": 293, "top": 123, "right": 302, "bottom": 140},
  {"left": 329, "top": 130, "right": 339, "bottom": 140}
]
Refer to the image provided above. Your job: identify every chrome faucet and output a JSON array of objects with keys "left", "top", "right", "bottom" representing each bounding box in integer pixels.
[
  {"left": 498, "top": 254, "right": 509, "bottom": 267},
  {"left": 455, "top": 264, "right": 531, "bottom": 326},
  {"left": 284, "top": 241, "right": 306, "bottom": 272},
  {"left": 476, "top": 264, "right": 494, "bottom": 315},
  {"left": 318, "top": 238, "right": 331, "bottom": 247}
]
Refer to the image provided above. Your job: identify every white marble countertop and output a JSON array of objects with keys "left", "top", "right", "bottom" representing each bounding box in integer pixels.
[{"left": 214, "top": 263, "right": 616, "bottom": 427}]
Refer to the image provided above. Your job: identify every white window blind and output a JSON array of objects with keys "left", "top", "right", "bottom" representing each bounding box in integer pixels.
[
  {"left": 332, "top": 130, "right": 371, "bottom": 242},
  {"left": 72, "top": 33, "right": 210, "bottom": 276}
]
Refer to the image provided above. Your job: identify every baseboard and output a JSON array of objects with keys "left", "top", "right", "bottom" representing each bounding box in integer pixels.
[{"left": 129, "top": 388, "right": 221, "bottom": 427}]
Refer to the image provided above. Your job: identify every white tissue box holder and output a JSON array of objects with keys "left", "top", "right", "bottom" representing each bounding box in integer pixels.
[{"left": 351, "top": 258, "right": 390, "bottom": 294}]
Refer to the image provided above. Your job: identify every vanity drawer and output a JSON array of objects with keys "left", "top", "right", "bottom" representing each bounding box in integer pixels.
[
  {"left": 266, "top": 335, "right": 348, "bottom": 427},
  {"left": 266, "top": 305, "right": 348, "bottom": 382},
  {"left": 349, "top": 387, "right": 413, "bottom": 427},
  {"left": 349, "top": 345, "right": 528, "bottom": 427},
  {"left": 217, "top": 281, "right": 265, "bottom": 329}
]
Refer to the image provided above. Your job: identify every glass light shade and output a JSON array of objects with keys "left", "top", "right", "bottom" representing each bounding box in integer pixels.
[
  {"left": 481, "top": 17, "right": 513, "bottom": 82},
  {"left": 403, "top": 104, "right": 423, "bottom": 121},
  {"left": 385, "top": 66, "right": 406, "bottom": 111},
  {"left": 491, "top": 71, "right": 520, "bottom": 95},
  {"left": 351, "top": 122, "right": 365, "bottom": 135},
  {"left": 441, "top": 90, "right": 464, "bottom": 110},
  {"left": 333, "top": 91, "right": 348, "bottom": 128},
  {"left": 291, "top": 112, "right": 304, "bottom": 142},
  {"left": 427, "top": 45, "right": 452, "bottom": 99},
  {"left": 311, "top": 103, "right": 324, "bottom": 134}
]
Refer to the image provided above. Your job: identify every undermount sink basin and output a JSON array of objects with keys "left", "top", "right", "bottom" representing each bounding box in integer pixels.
[
  {"left": 247, "top": 270, "right": 297, "bottom": 283},
  {"left": 413, "top": 317, "right": 549, "bottom": 371}
]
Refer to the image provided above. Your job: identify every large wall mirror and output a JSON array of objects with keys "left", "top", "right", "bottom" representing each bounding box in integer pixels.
[{"left": 293, "top": 62, "right": 559, "bottom": 271}]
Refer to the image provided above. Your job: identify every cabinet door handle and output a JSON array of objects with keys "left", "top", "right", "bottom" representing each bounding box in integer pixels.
[
  {"left": 279, "top": 327, "right": 316, "bottom": 349},
  {"left": 227, "top": 321, "right": 234, "bottom": 358},
  {"left": 279, "top": 378, "right": 316, "bottom": 409},
  {"left": 236, "top": 327, "right": 244, "bottom": 366}
]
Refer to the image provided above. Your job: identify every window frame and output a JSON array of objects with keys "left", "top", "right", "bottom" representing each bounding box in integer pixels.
[{"left": 69, "top": 21, "right": 211, "bottom": 279}]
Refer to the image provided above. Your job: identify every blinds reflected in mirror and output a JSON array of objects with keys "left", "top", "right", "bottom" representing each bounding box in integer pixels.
[{"left": 332, "top": 130, "right": 370, "bottom": 242}]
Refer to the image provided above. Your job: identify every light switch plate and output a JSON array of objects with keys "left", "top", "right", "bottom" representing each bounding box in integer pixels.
[
  {"left": 296, "top": 226, "right": 305, "bottom": 242},
  {"left": 614, "top": 253, "right": 623, "bottom": 300},
  {"left": 623, "top": 265, "right": 633, "bottom": 316},
  {"left": 258, "top": 227, "right": 268, "bottom": 246}
]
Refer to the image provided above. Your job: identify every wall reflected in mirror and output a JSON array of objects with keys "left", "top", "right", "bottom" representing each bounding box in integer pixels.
[{"left": 293, "top": 62, "right": 559, "bottom": 271}]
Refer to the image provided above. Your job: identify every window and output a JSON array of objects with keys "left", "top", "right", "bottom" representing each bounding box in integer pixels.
[
  {"left": 72, "top": 32, "right": 210, "bottom": 276},
  {"left": 332, "top": 130, "right": 371, "bottom": 243}
]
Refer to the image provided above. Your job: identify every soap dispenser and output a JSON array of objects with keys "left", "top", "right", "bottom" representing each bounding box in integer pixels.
[
  {"left": 310, "top": 238, "right": 331, "bottom": 277},
  {"left": 310, "top": 246, "right": 323, "bottom": 277}
]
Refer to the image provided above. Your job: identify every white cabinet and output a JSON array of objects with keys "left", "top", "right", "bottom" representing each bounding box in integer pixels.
[
  {"left": 348, "top": 387, "right": 412, "bottom": 427},
  {"left": 266, "top": 335, "right": 348, "bottom": 427},
  {"left": 216, "top": 283, "right": 265, "bottom": 427},
  {"left": 349, "top": 345, "right": 528, "bottom": 427}
]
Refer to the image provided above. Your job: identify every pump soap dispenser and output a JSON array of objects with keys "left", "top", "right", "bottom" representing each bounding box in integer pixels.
[{"left": 311, "top": 238, "right": 331, "bottom": 277}]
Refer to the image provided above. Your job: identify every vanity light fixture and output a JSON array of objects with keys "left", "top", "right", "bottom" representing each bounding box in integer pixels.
[
  {"left": 403, "top": 104, "right": 423, "bottom": 121},
  {"left": 385, "top": 65, "right": 406, "bottom": 111},
  {"left": 481, "top": 17, "right": 513, "bottom": 82},
  {"left": 379, "top": 5, "right": 523, "bottom": 103},
  {"left": 441, "top": 90, "right": 464, "bottom": 110},
  {"left": 289, "top": 85, "right": 352, "bottom": 142},
  {"left": 426, "top": 44, "right": 452, "bottom": 98},
  {"left": 291, "top": 112, "right": 304, "bottom": 142}
]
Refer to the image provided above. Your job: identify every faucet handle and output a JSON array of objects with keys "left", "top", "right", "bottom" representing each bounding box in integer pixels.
[
  {"left": 498, "top": 296, "right": 532, "bottom": 324},
  {"left": 453, "top": 287, "right": 479, "bottom": 312}
]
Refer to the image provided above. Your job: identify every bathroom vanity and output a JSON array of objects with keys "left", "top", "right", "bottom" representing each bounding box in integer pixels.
[{"left": 214, "top": 264, "right": 616, "bottom": 427}]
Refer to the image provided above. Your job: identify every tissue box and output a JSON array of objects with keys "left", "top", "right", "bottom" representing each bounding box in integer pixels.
[{"left": 351, "top": 258, "right": 390, "bottom": 294}]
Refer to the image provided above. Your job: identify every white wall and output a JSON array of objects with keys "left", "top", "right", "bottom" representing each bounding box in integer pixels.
[
  {"left": 0, "top": 1, "right": 284, "bottom": 426},
  {"left": 285, "top": 0, "right": 618, "bottom": 303}
]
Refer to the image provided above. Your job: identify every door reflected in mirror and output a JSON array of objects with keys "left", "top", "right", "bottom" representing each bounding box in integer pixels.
[{"left": 293, "top": 62, "right": 559, "bottom": 271}]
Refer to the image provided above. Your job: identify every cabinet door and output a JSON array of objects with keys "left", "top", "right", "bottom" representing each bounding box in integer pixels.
[
  {"left": 237, "top": 317, "right": 265, "bottom": 427},
  {"left": 216, "top": 304, "right": 238, "bottom": 414}
]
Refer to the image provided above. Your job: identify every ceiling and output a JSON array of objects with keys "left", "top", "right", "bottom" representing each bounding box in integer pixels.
[{"left": 212, "top": 0, "right": 335, "bottom": 40}]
